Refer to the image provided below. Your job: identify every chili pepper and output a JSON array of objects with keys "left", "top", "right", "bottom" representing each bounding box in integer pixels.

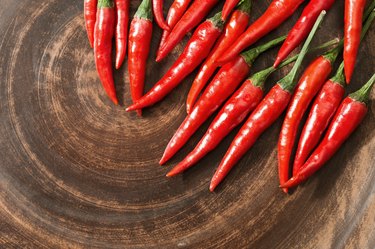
[
  {"left": 274, "top": 0, "right": 335, "bottom": 68},
  {"left": 344, "top": 0, "right": 366, "bottom": 83},
  {"left": 94, "top": 0, "right": 118, "bottom": 105},
  {"left": 84, "top": 0, "right": 97, "bottom": 48},
  {"left": 281, "top": 73, "right": 375, "bottom": 189},
  {"left": 292, "top": 63, "right": 345, "bottom": 174},
  {"left": 186, "top": 0, "right": 252, "bottom": 114},
  {"left": 156, "top": 0, "right": 219, "bottom": 62},
  {"left": 217, "top": 0, "right": 304, "bottom": 65},
  {"left": 126, "top": 12, "right": 225, "bottom": 112},
  {"left": 167, "top": 39, "right": 338, "bottom": 177},
  {"left": 278, "top": 45, "right": 340, "bottom": 193},
  {"left": 222, "top": 0, "right": 241, "bottom": 20},
  {"left": 210, "top": 11, "right": 325, "bottom": 192},
  {"left": 158, "top": 0, "right": 192, "bottom": 53},
  {"left": 114, "top": 0, "right": 129, "bottom": 69},
  {"left": 128, "top": 0, "right": 153, "bottom": 116},
  {"left": 160, "top": 35, "right": 287, "bottom": 165},
  {"left": 293, "top": 7, "right": 375, "bottom": 174},
  {"left": 153, "top": 0, "right": 170, "bottom": 30}
]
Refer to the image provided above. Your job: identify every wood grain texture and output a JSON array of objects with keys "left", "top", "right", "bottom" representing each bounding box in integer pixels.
[{"left": 0, "top": 0, "right": 374, "bottom": 248}]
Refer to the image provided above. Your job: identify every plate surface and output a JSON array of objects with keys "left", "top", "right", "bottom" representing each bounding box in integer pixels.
[{"left": 0, "top": 0, "right": 374, "bottom": 248}]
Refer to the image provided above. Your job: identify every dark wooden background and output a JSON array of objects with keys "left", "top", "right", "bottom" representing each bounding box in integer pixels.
[{"left": 0, "top": 0, "right": 374, "bottom": 248}]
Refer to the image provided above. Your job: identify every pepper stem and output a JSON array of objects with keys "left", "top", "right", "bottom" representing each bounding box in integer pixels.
[
  {"left": 237, "top": 0, "right": 252, "bottom": 15},
  {"left": 361, "top": 6, "right": 375, "bottom": 41},
  {"left": 330, "top": 62, "right": 346, "bottom": 86},
  {"left": 98, "top": 0, "right": 114, "bottom": 8},
  {"left": 208, "top": 12, "right": 225, "bottom": 30},
  {"left": 278, "top": 11, "right": 326, "bottom": 93},
  {"left": 349, "top": 73, "right": 375, "bottom": 104},
  {"left": 240, "top": 35, "right": 287, "bottom": 66},
  {"left": 364, "top": 0, "right": 375, "bottom": 20},
  {"left": 135, "top": 0, "right": 153, "bottom": 20}
]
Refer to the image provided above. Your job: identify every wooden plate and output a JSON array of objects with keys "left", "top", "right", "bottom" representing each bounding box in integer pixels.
[{"left": 1, "top": 0, "right": 374, "bottom": 248}]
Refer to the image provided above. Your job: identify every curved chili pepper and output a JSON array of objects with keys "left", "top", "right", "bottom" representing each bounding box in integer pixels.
[
  {"left": 222, "top": 0, "right": 241, "bottom": 20},
  {"left": 158, "top": 0, "right": 192, "bottom": 53},
  {"left": 293, "top": 5, "right": 375, "bottom": 173},
  {"left": 274, "top": 0, "right": 335, "bottom": 68},
  {"left": 94, "top": 0, "right": 118, "bottom": 105},
  {"left": 114, "top": 0, "right": 129, "bottom": 69},
  {"left": 186, "top": 0, "right": 252, "bottom": 114},
  {"left": 128, "top": 0, "right": 153, "bottom": 116},
  {"left": 167, "top": 39, "right": 338, "bottom": 177},
  {"left": 217, "top": 0, "right": 304, "bottom": 65},
  {"left": 281, "top": 73, "right": 375, "bottom": 189},
  {"left": 126, "top": 12, "right": 224, "bottom": 112},
  {"left": 293, "top": 63, "right": 345, "bottom": 173},
  {"left": 160, "top": 35, "right": 287, "bottom": 165},
  {"left": 84, "top": 0, "right": 97, "bottom": 48},
  {"left": 278, "top": 46, "right": 339, "bottom": 193},
  {"left": 156, "top": 0, "right": 219, "bottom": 62},
  {"left": 210, "top": 11, "right": 325, "bottom": 192},
  {"left": 153, "top": 0, "right": 170, "bottom": 30},
  {"left": 344, "top": 0, "right": 366, "bottom": 83}
]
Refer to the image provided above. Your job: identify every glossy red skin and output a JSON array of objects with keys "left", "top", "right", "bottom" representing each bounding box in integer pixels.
[
  {"left": 126, "top": 19, "right": 222, "bottom": 112},
  {"left": 278, "top": 56, "right": 332, "bottom": 192},
  {"left": 94, "top": 7, "right": 118, "bottom": 105},
  {"left": 158, "top": 0, "right": 192, "bottom": 53},
  {"left": 160, "top": 56, "right": 251, "bottom": 165},
  {"left": 217, "top": 0, "right": 304, "bottom": 64},
  {"left": 281, "top": 98, "right": 367, "bottom": 188},
  {"left": 114, "top": 0, "right": 129, "bottom": 69},
  {"left": 293, "top": 80, "right": 345, "bottom": 174},
  {"left": 210, "top": 84, "right": 291, "bottom": 192},
  {"left": 84, "top": 0, "right": 97, "bottom": 48},
  {"left": 344, "top": 0, "right": 366, "bottom": 83},
  {"left": 153, "top": 0, "right": 170, "bottom": 30},
  {"left": 167, "top": 80, "right": 263, "bottom": 177},
  {"left": 222, "top": 0, "right": 241, "bottom": 20},
  {"left": 156, "top": 0, "right": 219, "bottom": 62},
  {"left": 186, "top": 9, "right": 251, "bottom": 114},
  {"left": 274, "top": 0, "right": 335, "bottom": 67},
  {"left": 128, "top": 18, "right": 153, "bottom": 116}
]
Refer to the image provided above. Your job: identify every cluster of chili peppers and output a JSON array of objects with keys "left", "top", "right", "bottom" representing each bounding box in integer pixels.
[{"left": 83, "top": 0, "right": 375, "bottom": 193}]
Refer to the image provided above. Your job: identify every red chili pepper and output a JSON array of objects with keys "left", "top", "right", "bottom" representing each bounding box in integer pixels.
[
  {"left": 293, "top": 5, "right": 375, "bottom": 174},
  {"left": 167, "top": 39, "right": 338, "bottom": 177},
  {"left": 274, "top": 0, "right": 335, "bottom": 68},
  {"left": 94, "top": 0, "right": 118, "bottom": 105},
  {"left": 210, "top": 11, "right": 325, "bottom": 192},
  {"left": 128, "top": 0, "right": 153, "bottom": 116},
  {"left": 293, "top": 63, "right": 345, "bottom": 174},
  {"left": 126, "top": 12, "right": 225, "bottom": 112},
  {"left": 153, "top": 0, "right": 170, "bottom": 30},
  {"left": 217, "top": 0, "right": 304, "bottom": 65},
  {"left": 281, "top": 73, "right": 375, "bottom": 189},
  {"left": 186, "top": 0, "right": 252, "bottom": 114},
  {"left": 159, "top": 35, "right": 287, "bottom": 165},
  {"left": 156, "top": 0, "right": 219, "bottom": 62},
  {"left": 222, "top": 0, "right": 241, "bottom": 20},
  {"left": 344, "top": 0, "right": 366, "bottom": 83},
  {"left": 158, "top": 0, "right": 192, "bottom": 53},
  {"left": 278, "top": 47, "right": 339, "bottom": 193},
  {"left": 84, "top": 0, "right": 97, "bottom": 48},
  {"left": 114, "top": 0, "right": 129, "bottom": 69}
]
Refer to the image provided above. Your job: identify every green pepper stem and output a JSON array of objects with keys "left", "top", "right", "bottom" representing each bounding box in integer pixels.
[
  {"left": 98, "top": 0, "right": 114, "bottom": 8},
  {"left": 240, "top": 35, "right": 287, "bottom": 66},
  {"left": 364, "top": 0, "right": 375, "bottom": 20},
  {"left": 250, "top": 38, "right": 338, "bottom": 89},
  {"left": 208, "top": 12, "right": 225, "bottom": 30},
  {"left": 330, "top": 62, "right": 345, "bottom": 87},
  {"left": 135, "top": 0, "right": 153, "bottom": 20},
  {"left": 349, "top": 73, "right": 375, "bottom": 104},
  {"left": 278, "top": 11, "right": 326, "bottom": 93},
  {"left": 237, "top": 0, "right": 252, "bottom": 15}
]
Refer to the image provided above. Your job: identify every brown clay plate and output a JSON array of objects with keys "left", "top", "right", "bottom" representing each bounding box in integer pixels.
[{"left": 0, "top": 0, "right": 374, "bottom": 248}]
